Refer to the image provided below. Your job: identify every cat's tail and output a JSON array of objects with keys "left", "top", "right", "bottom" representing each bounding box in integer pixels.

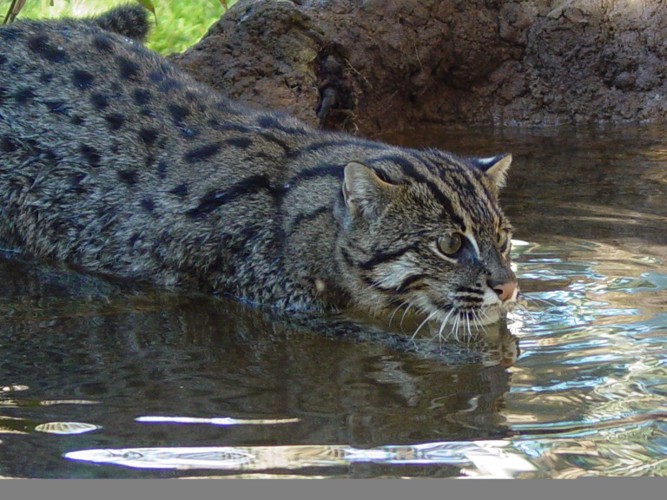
[{"left": 91, "top": 4, "right": 151, "bottom": 42}]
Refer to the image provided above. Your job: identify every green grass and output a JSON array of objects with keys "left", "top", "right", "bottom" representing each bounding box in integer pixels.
[{"left": 2, "top": 0, "right": 231, "bottom": 55}]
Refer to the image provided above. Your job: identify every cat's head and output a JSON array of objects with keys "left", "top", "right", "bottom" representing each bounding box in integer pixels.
[{"left": 334, "top": 149, "right": 517, "bottom": 336}]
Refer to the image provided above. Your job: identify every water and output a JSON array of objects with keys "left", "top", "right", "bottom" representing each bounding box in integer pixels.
[{"left": 1, "top": 124, "right": 666, "bottom": 478}]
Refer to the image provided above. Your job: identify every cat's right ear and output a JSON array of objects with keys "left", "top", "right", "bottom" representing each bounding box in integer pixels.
[
  {"left": 343, "top": 162, "right": 396, "bottom": 219},
  {"left": 471, "top": 153, "right": 512, "bottom": 189}
]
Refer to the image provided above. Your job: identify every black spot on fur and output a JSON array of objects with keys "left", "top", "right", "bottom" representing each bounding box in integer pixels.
[
  {"left": 92, "top": 33, "right": 114, "bottom": 52},
  {"left": 148, "top": 70, "right": 164, "bottom": 83},
  {"left": 44, "top": 100, "right": 70, "bottom": 115},
  {"left": 139, "top": 127, "right": 158, "bottom": 146},
  {"left": 0, "top": 54, "right": 7, "bottom": 66},
  {"left": 169, "top": 184, "right": 188, "bottom": 198},
  {"left": 118, "top": 169, "right": 139, "bottom": 185},
  {"left": 69, "top": 172, "right": 87, "bottom": 194},
  {"left": 167, "top": 104, "right": 190, "bottom": 125},
  {"left": 80, "top": 145, "right": 101, "bottom": 167},
  {"left": 133, "top": 88, "right": 151, "bottom": 105},
  {"left": 225, "top": 137, "right": 253, "bottom": 149},
  {"left": 14, "top": 88, "right": 35, "bottom": 105},
  {"left": 117, "top": 56, "right": 141, "bottom": 81},
  {"left": 39, "top": 72, "right": 54, "bottom": 84},
  {"left": 27, "top": 33, "right": 69, "bottom": 63},
  {"left": 1, "top": 136, "right": 19, "bottom": 153},
  {"left": 184, "top": 143, "right": 221, "bottom": 163},
  {"left": 128, "top": 232, "right": 140, "bottom": 247},
  {"left": 141, "top": 198, "right": 155, "bottom": 213},
  {"left": 104, "top": 113, "right": 125, "bottom": 131},
  {"left": 158, "top": 79, "right": 182, "bottom": 93},
  {"left": 71, "top": 69, "right": 95, "bottom": 90},
  {"left": 43, "top": 149, "right": 58, "bottom": 162},
  {"left": 157, "top": 160, "right": 168, "bottom": 178},
  {"left": 71, "top": 115, "right": 85, "bottom": 126},
  {"left": 90, "top": 93, "right": 109, "bottom": 111}
]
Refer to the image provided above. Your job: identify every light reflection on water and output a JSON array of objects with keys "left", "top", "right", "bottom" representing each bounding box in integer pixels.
[
  {"left": 1, "top": 124, "right": 667, "bottom": 478},
  {"left": 64, "top": 440, "right": 537, "bottom": 478}
]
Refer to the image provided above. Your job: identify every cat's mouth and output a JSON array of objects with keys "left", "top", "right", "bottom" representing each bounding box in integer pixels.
[{"left": 405, "top": 288, "right": 517, "bottom": 341}]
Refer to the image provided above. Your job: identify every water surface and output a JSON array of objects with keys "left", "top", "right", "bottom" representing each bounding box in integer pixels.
[{"left": 1, "top": 124, "right": 666, "bottom": 478}]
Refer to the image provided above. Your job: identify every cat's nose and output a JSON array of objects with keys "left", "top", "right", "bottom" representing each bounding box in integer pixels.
[{"left": 488, "top": 280, "right": 518, "bottom": 302}]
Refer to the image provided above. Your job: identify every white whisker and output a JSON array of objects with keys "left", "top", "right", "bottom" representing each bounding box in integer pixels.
[
  {"left": 471, "top": 309, "right": 487, "bottom": 336},
  {"left": 452, "top": 313, "right": 460, "bottom": 342},
  {"left": 433, "top": 307, "right": 456, "bottom": 342},
  {"left": 388, "top": 300, "right": 410, "bottom": 327},
  {"left": 400, "top": 304, "right": 413, "bottom": 330},
  {"left": 410, "top": 310, "right": 438, "bottom": 341}
]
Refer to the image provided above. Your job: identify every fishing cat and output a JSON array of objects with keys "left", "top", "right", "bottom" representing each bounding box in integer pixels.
[{"left": 0, "top": 5, "right": 518, "bottom": 336}]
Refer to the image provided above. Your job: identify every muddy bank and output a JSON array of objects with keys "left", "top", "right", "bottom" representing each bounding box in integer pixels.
[{"left": 172, "top": 0, "right": 667, "bottom": 134}]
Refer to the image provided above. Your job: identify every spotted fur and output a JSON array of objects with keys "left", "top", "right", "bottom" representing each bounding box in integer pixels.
[{"left": 0, "top": 6, "right": 518, "bottom": 333}]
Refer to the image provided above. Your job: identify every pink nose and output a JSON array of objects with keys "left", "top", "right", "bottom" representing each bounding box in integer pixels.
[{"left": 492, "top": 281, "right": 518, "bottom": 302}]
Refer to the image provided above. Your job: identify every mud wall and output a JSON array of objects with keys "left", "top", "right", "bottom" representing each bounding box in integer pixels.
[{"left": 172, "top": 0, "right": 667, "bottom": 134}]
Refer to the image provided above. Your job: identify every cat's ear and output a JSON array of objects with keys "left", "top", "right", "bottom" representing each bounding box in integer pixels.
[
  {"left": 471, "top": 153, "right": 512, "bottom": 189},
  {"left": 343, "top": 162, "right": 396, "bottom": 218}
]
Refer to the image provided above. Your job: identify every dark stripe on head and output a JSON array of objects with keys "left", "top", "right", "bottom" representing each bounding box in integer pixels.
[
  {"left": 394, "top": 274, "right": 428, "bottom": 294},
  {"left": 429, "top": 151, "right": 502, "bottom": 221},
  {"left": 367, "top": 273, "right": 428, "bottom": 295},
  {"left": 457, "top": 295, "right": 484, "bottom": 304},
  {"left": 359, "top": 244, "right": 419, "bottom": 271},
  {"left": 367, "top": 155, "right": 464, "bottom": 227}
]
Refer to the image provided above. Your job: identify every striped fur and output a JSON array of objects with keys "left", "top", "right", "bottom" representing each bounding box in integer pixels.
[{"left": 0, "top": 7, "right": 517, "bottom": 334}]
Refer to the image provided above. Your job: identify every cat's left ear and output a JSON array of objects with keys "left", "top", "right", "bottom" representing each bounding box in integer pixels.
[
  {"left": 343, "top": 162, "right": 396, "bottom": 219},
  {"left": 471, "top": 153, "right": 512, "bottom": 189}
]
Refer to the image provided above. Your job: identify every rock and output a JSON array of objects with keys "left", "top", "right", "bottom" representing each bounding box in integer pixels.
[{"left": 171, "top": 0, "right": 667, "bottom": 132}]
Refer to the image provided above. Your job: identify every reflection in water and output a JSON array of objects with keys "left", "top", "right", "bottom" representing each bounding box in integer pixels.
[
  {"left": 65, "top": 440, "right": 536, "bottom": 478},
  {"left": 1, "top": 124, "right": 667, "bottom": 477},
  {"left": 0, "top": 256, "right": 516, "bottom": 478}
]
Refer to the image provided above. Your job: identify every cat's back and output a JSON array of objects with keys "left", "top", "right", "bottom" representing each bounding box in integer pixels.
[
  {"left": 0, "top": 7, "right": 244, "bottom": 179},
  {"left": 0, "top": 7, "right": 307, "bottom": 287}
]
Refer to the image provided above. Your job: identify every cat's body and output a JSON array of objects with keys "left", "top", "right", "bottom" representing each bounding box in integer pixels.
[{"left": 0, "top": 6, "right": 517, "bottom": 332}]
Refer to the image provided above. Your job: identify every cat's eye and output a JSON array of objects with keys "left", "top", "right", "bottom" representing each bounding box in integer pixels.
[
  {"left": 436, "top": 233, "right": 463, "bottom": 257},
  {"left": 498, "top": 230, "right": 512, "bottom": 253}
]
